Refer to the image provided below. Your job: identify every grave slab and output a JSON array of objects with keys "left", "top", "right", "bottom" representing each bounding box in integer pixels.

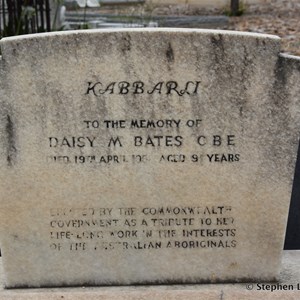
[{"left": 0, "top": 29, "right": 300, "bottom": 288}]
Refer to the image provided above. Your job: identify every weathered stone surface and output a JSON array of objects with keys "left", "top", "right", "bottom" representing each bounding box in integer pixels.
[{"left": 0, "top": 29, "right": 299, "bottom": 288}]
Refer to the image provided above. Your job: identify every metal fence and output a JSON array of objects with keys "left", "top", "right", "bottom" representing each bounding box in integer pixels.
[{"left": 0, "top": 0, "right": 51, "bottom": 38}]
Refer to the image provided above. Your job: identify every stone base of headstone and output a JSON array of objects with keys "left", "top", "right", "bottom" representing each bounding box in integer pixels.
[{"left": 0, "top": 251, "right": 299, "bottom": 299}]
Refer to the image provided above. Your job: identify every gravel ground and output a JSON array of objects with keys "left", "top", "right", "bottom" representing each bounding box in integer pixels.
[
  {"left": 88, "top": 0, "right": 300, "bottom": 55},
  {"left": 223, "top": 0, "right": 300, "bottom": 56},
  {"left": 143, "top": 0, "right": 300, "bottom": 56},
  {"left": 146, "top": 0, "right": 300, "bottom": 56}
]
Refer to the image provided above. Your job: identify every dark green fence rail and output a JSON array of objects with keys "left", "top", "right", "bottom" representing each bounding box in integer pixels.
[{"left": 0, "top": 0, "right": 51, "bottom": 38}]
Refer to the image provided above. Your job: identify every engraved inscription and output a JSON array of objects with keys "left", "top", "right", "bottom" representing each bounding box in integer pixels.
[
  {"left": 47, "top": 80, "right": 240, "bottom": 252},
  {"left": 85, "top": 80, "right": 202, "bottom": 96},
  {"left": 47, "top": 119, "right": 240, "bottom": 165},
  {"left": 49, "top": 205, "right": 237, "bottom": 252}
]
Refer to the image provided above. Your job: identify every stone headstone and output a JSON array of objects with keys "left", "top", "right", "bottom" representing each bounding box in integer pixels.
[{"left": 0, "top": 29, "right": 299, "bottom": 288}]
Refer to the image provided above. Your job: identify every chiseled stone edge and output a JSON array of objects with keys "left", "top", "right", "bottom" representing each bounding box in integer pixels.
[
  {"left": 0, "top": 45, "right": 16, "bottom": 168},
  {"left": 0, "top": 28, "right": 281, "bottom": 45}
]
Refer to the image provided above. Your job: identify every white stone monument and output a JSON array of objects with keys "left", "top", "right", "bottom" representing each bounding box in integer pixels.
[{"left": 0, "top": 29, "right": 299, "bottom": 288}]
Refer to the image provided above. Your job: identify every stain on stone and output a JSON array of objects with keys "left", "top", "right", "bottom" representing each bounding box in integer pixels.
[
  {"left": 242, "top": 45, "right": 252, "bottom": 67},
  {"left": 296, "top": 61, "right": 300, "bottom": 73},
  {"left": 6, "top": 114, "right": 17, "bottom": 166},
  {"left": 211, "top": 34, "right": 225, "bottom": 62},
  {"left": 220, "top": 290, "right": 224, "bottom": 300},
  {"left": 274, "top": 55, "right": 288, "bottom": 87},
  {"left": 210, "top": 34, "right": 227, "bottom": 75},
  {"left": 240, "top": 45, "right": 254, "bottom": 92},
  {"left": 271, "top": 55, "right": 290, "bottom": 108},
  {"left": 255, "top": 38, "right": 260, "bottom": 47},
  {"left": 166, "top": 42, "right": 174, "bottom": 63},
  {"left": 264, "top": 54, "right": 297, "bottom": 180},
  {"left": 239, "top": 106, "right": 243, "bottom": 117},
  {"left": 121, "top": 35, "right": 131, "bottom": 53},
  {"left": 211, "top": 34, "right": 223, "bottom": 48},
  {"left": 256, "top": 38, "right": 267, "bottom": 49}
]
